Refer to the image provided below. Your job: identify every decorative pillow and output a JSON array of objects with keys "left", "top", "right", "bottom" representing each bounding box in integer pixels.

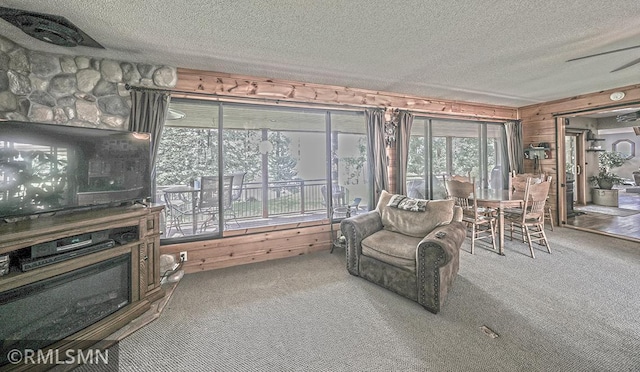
[
  {"left": 376, "top": 190, "right": 455, "bottom": 238},
  {"left": 387, "top": 194, "right": 427, "bottom": 212}
]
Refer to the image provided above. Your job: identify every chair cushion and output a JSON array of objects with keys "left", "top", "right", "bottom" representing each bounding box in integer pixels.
[
  {"left": 361, "top": 230, "right": 422, "bottom": 272},
  {"left": 376, "top": 190, "right": 455, "bottom": 238}
]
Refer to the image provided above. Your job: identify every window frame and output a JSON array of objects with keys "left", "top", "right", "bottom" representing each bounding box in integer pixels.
[
  {"left": 408, "top": 117, "right": 505, "bottom": 199},
  {"left": 156, "top": 98, "right": 368, "bottom": 244}
]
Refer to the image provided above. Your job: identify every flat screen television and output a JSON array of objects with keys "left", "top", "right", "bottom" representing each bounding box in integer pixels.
[{"left": 0, "top": 121, "right": 151, "bottom": 221}]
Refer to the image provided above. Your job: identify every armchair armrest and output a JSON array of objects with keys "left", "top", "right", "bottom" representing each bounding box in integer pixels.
[
  {"left": 416, "top": 221, "right": 466, "bottom": 313},
  {"left": 340, "top": 210, "right": 384, "bottom": 276}
]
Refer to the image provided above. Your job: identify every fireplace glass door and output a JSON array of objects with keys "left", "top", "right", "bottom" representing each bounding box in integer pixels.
[{"left": 0, "top": 254, "right": 131, "bottom": 365}]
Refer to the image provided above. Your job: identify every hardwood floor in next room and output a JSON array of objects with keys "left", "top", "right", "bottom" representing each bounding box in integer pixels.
[{"left": 565, "top": 188, "right": 640, "bottom": 241}]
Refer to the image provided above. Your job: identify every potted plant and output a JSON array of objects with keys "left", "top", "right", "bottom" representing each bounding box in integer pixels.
[{"left": 588, "top": 151, "right": 627, "bottom": 190}]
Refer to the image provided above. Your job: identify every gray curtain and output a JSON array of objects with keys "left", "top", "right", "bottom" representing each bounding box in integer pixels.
[
  {"left": 129, "top": 89, "right": 171, "bottom": 200},
  {"left": 395, "top": 111, "right": 413, "bottom": 195},
  {"left": 365, "top": 109, "right": 388, "bottom": 208},
  {"left": 502, "top": 120, "right": 524, "bottom": 188}
]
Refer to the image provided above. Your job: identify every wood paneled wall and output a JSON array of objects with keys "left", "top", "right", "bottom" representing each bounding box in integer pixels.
[
  {"left": 160, "top": 222, "right": 335, "bottom": 274},
  {"left": 165, "top": 69, "right": 640, "bottom": 272},
  {"left": 161, "top": 68, "right": 520, "bottom": 272},
  {"left": 519, "top": 83, "right": 640, "bottom": 225}
]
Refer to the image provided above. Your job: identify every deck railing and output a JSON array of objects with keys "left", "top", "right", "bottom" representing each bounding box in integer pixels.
[
  {"left": 156, "top": 178, "right": 329, "bottom": 222},
  {"left": 234, "top": 178, "right": 326, "bottom": 218}
]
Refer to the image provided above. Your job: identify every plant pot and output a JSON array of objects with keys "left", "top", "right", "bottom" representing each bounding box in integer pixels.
[{"left": 597, "top": 179, "right": 614, "bottom": 190}]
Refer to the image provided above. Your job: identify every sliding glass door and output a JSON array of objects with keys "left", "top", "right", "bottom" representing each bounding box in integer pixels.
[
  {"left": 155, "top": 99, "right": 368, "bottom": 241},
  {"left": 408, "top": 118, "right": 505, "bottom": 199}
]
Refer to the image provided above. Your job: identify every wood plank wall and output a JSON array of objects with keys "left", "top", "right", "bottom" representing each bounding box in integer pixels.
[
  {"left": 160, "top": 68, "right": 520, "bottom": 272},
  {"left": 519, "top": 83, "right": 640, "bottom": 225},
  {"left": 161, "top": 222, "right": 335, "bottom": 274}
]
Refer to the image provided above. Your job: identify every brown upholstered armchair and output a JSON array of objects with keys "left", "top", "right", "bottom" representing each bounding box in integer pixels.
[{"left": 340, "top": 190, "right": 466, "bottom": 314}]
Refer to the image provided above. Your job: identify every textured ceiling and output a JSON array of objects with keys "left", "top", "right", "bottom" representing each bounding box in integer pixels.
[{"left": 2, "top": 1, "right": 640, "bottom": 107}]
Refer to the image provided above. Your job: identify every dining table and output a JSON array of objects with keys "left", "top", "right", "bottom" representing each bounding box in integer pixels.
[{"left": 474, "top": 189, "right": 525, "bottom": 255}]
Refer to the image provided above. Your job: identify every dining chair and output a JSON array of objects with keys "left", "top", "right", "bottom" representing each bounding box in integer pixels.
[
  {"left": 348, "top": 197, "right": 362, "bottom": 215},
  {"left": 504, "top": 178, "right": 552, "bottom": 258},
  {"left": 444, "top": 178, "right": 497, "bottom": 254},
  {"left": 230, "top": 172, "right": 246, "bottom": 202},
  {"left": 321, "top": 185, "right": 348, "bottom": 208},
  {"left": 510, "top": 172, "right": 545, "bottom": 195},
  {"left": 510, "top": 172, "right": 554, "bottom": 230},
  {"left": 544, "top": 205, "right": 554, "bottom": 231},
  {"left": 163, "top": 191, "right": 190, "bottom": 236},
  {"left": 198, "top": 175, "right": 234, "bottom": 232},
  {"left": 442, "top": 174, "right": 472, "bottom": 198},
  {"left": 225, "top": 171, "right": 247, "bottom": 226}
]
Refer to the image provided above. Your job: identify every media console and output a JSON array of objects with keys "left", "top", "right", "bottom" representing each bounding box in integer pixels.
[{"left": 0, "top": 204, "right": 164, "bottom": 371}]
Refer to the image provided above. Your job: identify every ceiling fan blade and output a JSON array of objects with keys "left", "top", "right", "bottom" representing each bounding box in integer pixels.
[
  {"left": 566, "top": 44, "right": 640, "bottom": 62},
  {"left": 610, "top": 56, "right": 640, "bottom": 72}
]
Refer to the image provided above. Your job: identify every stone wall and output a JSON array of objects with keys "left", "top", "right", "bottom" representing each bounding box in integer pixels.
[{"left": 0, "top": 35, "right": 176, "bottom": 129}]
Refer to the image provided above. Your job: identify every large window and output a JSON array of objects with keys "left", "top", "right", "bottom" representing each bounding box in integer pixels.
[
  {"left": 155, "top": 99, "right": 368, "bottom": 241},
  {"left": 331, "top": 112, "right": 369, "bottom": 216},
  {"left": 407, "top": 118, "right": 505, "bottom": 200}
]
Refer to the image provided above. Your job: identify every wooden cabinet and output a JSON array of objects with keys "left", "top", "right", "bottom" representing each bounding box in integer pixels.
[
  {"left": 0, "top": 205, "right": 164, "bottom": 370},
  {"left": 141, "top": 206, "right": 164, "bottom": 301},
  {"left": 0, "top": 205, "right": 164, "bottom": 301}
]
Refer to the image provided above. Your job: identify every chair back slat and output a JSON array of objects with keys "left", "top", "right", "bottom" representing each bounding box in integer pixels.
[
  {"left": 230, "top": 172, "right": 246, "bottom": 202},
  {"left": 443, "top": 174, "right": 472, "bottom": 198},
  {"left": 444, "top": 178, "right": 478, "bottom": 217},
  {"left": 450, "top": 174, "right": 472, "bottom": 183},
  {"left": 510, "top": 172, "right": 545, "bottom": 194},
  {"left": 520, "top": 179, "right": 551, "bottom": 222},
  {"left": 199, "top": 175, "right": 233, "bottom": 210},
  {"left": 504, "top": 175, "right": 552, "bottom": 258}
]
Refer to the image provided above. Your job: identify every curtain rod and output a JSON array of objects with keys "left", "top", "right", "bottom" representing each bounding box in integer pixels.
[{"left": 123, "top": 83, "right": 175, "bottom": 93}]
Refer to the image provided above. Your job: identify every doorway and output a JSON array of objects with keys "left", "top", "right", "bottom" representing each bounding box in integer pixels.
[
  {"left": 559, "top": 107, "right": 640, "bottom": 241},
  {"left": 565, "top": 130, "right": 588, "bottom": 213}
]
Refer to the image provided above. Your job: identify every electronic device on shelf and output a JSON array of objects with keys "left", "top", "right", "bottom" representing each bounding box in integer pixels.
[
  {"left": 19, "top": 239, "right": 116, "bottom": 272},
  {"left": 109, "top": 226, "right": 140, "bottom": 245},
  {"left": 31, "top": 230, "right": 111, "bottom": 258},
  {"left": 111, "top": 231, "right": 138, "bottom": 245}
]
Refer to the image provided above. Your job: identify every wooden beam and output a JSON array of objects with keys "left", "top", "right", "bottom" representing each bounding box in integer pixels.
[
  {"left": 519, "top": 83, "right": 640, "bottom": 118},
  {"left": 175, "top": 68, "right": 518, "bottom": 121}
]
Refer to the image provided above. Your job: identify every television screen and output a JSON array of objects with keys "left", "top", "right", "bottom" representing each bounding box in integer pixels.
[{"left": 0, "top": 121, "right": 151, "bottom": 220}]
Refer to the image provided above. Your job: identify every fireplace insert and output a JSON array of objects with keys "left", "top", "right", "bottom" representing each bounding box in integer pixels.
[{"left": 0, "top": 254, "right": 131, "bottom": 365}]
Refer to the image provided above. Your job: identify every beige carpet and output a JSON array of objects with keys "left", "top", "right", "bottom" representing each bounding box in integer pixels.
[{"left": 80, "top": 228, "right": 640, "bottom": 371}]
